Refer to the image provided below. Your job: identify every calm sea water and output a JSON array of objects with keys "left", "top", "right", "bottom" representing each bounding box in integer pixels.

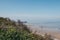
[{"left": 27, "top": 22, "right": 60, "bottom": 32}]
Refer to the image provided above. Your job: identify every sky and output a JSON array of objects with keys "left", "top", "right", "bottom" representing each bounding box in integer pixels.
[{"left": 0, "top": 0, "right": 60, "bottom": 24}]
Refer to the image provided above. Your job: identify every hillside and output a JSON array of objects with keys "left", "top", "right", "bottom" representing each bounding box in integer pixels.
[{"left": 0, "top": 17, "right": 54, "bottom": 40}]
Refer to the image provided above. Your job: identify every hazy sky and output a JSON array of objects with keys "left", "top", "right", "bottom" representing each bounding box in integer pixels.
[{"left": 0, "top": 0, "right": 60, "bottom": 23}]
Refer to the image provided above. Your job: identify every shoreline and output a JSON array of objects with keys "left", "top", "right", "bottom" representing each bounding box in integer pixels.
[{"left": 27, "top": 25, "right": 60, "bottom": 40}]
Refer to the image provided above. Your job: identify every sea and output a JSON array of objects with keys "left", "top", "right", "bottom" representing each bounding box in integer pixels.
[{"left": 26, "top": 22, "right": 60, "bottom": 32}]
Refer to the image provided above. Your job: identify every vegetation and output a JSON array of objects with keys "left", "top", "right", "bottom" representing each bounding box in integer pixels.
[{"left": 0, "top": 17, "right": 54, "bottom": 40}]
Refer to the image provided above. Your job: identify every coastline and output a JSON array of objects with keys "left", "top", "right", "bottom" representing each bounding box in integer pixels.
[{"left": 27, "top": 24, "right": 60, "bottom": 40}]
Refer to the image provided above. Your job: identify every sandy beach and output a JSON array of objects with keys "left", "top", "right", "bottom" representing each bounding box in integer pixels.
[
  {"left": 39, "top": 31, "right": 60, "bottom": 40},
  {"left": 27, "top": 25, "right": 60, "bottom": 40}
]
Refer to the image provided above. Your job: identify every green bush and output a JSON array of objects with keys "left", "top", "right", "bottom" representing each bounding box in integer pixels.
[{"left": 0, "top": 17, "right": 54, "bottom": 40}]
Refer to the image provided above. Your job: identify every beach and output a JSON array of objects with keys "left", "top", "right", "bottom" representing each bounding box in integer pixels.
[
  {"left": 40, "top": 30, "right": 60, "bottom": 40},
  {"left": 27, "top": 24, "right": 60, "bottom": 40}
]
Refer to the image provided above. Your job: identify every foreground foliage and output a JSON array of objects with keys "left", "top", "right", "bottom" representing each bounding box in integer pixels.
[{"left": 0, "top": 17, "right": 53, "bottom": 40}]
